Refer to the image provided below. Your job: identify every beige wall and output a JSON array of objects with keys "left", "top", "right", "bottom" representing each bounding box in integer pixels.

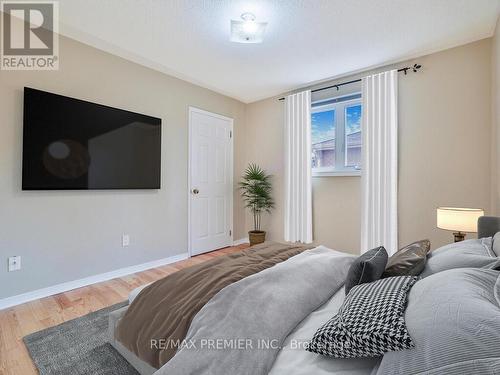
[
  {"left": 398, "top": 39, "right": 491, "bottom": 249},
  {"left": 493, "top": 17, "right": 500, "bottom": 214},
  {"left": 0, "top": 35, "right": 246, "bottom": 299},
  {"left": 245, "top": 39, "right": 492, "bottom": 254}
]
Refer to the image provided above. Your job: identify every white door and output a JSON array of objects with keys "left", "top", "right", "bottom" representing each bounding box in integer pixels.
[{"left": 189, "top": 107, "right": 233, "bottom": 256}]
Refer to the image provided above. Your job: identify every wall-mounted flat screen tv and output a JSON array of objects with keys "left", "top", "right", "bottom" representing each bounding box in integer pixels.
[{"left": 22, "top": 87, "right": 161, "bottom": 190}]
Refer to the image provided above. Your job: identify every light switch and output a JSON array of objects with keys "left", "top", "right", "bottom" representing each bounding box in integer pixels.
[{"left": 8, "top": 256, "right": 21, "bottom": 272}]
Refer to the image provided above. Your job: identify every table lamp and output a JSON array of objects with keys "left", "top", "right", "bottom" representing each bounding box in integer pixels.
[{"left": 436, "top": 207, "right": 484, "bottom": 242}]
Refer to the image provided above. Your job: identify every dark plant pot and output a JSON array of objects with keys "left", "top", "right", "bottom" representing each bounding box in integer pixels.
[{"left": 249, "top": 230, "right": 266, "bottom": 246}]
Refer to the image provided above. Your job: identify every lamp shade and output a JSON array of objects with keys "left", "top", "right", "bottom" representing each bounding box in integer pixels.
[{"left": 436, "top": 207, "right": 484, "bottom": 233}]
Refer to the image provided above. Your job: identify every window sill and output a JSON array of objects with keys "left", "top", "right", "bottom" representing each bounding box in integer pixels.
[{"left": 312, "top": 170, "right": 361, "bottom": 177}]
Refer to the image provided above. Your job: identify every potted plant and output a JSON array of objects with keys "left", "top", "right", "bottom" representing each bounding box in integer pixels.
[{"left": 239, "top": 164, "right": 275, "bottom": 246}]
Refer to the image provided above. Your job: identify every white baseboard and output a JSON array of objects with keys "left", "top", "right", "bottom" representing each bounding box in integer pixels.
[
  {"left": 0, "top": 252, "right": 189, "bottom": 311},
  {"left": 233, "top": 237, "right": 249, "bottom": 246}
]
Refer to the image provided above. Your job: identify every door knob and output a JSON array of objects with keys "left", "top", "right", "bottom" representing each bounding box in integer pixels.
[{"left": 192, "top": 188, "right": 199, "bottom": 195}]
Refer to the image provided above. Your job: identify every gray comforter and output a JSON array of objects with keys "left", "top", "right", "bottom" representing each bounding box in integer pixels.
[{"left": 155, "top": 246, "right": 355, "bottom": 375}]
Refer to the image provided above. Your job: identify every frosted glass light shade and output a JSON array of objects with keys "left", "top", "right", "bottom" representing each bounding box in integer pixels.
[
  {"left": 436, "top": 207, "right": 484, "bottom": 233},
  {"left": 230, "top": 17, "right": 267, "bottom": 44}
]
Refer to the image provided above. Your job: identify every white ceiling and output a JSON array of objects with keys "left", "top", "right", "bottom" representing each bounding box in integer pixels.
[{"left": 58, "top": 0, "right": 499, "bottom": 103}]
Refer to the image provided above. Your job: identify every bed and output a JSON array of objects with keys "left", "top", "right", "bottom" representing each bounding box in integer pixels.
[{"left": 108, "top": 217, "right": 500, "bottom": 375}]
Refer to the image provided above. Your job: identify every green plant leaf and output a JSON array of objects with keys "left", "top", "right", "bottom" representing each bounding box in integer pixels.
[{"left": 239, "top": 163, "right": 274, "bottom": 231}]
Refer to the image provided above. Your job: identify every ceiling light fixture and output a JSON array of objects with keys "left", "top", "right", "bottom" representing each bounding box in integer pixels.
[{"left": 230, "top": 12, "right": 267, "bottom": 44}]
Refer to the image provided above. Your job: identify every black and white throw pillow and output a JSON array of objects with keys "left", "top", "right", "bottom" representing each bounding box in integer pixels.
[{"left": 306, "top": 276, "right": 418, "bottom": 358}]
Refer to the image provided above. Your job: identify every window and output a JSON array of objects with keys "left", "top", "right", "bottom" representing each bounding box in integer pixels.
[{"left": 311, "top": 93, "right": 362, "bottom": 176}]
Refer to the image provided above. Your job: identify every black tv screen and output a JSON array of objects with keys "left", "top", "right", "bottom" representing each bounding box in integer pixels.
[{"left": 22, "top": 88, "right": 161, "bottom": 190}]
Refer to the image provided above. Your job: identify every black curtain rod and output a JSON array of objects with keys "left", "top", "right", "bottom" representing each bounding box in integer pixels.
[{"left": 278, "top": 64, "right": 422, "bottom": 101}]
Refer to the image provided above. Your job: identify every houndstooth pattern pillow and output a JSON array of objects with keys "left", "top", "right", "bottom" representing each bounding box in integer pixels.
[{"left": 306, "top": 276, "right": 418, "bottom": 358}]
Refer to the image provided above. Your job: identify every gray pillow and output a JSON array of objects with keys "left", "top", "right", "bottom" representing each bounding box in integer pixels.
[
  {"left": 344, "top": 246, "right": 388, "bottom": 295},
  {"left": 377, "top": 268, "right": 500, "bottom": 374},
  {"left": 420, "top": 238, "right": 495, "bottom": 277},
  {"left": 492, "top": 231, "right": 500, "bottom": 257},
  {"left": 382, "top": 240, "right": 430, "bottom": 277}
]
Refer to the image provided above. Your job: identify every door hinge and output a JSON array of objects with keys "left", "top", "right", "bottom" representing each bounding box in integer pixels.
[
  {"left": 229, "top": 130, "right": 232, "bottom": 139},
  {"left": 229, "top": 230, "right": 232, "bottom": 236}
]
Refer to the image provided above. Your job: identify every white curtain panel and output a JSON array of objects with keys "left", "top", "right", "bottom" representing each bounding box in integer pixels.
[
  {"left": 361, "top": 70, "right": 398, "bottom": 255},
  {"left": 284, "top": 90, "right": 313, "bottom": 244}
]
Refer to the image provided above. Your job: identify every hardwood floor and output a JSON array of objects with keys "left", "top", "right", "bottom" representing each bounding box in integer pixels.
[{"left": 0, "top": 244, "right": 248, "bottom": 375}]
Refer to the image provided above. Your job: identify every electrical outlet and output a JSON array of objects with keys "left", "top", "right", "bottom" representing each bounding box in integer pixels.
[
  {"left": 122, "top": 234, "right": 130, "bottom": 247},
  {"left": 8, "top": 256, "right": 21, "bottom": 272}
]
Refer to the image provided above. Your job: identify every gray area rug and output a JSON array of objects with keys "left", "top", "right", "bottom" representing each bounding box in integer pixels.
[{"left": 24, "top": 301, "right": 140, "bottom": 375}]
